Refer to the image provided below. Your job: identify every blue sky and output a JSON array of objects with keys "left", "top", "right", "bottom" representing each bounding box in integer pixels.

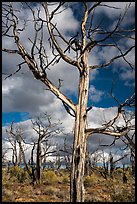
[
  {"left": 2, "top": 112, "right": 31, "bottom": 127},
  {"left": 2, "top": 2, "right": 135, "bottom": 127},
  {"left": 90, "top": 67, "right": 135, "bottom": 107},
  {"left": 2, "top": 2, "right": 135, "bottom": 165}
]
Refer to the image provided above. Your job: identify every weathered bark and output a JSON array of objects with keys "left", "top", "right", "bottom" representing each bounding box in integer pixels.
[
  {"left": 18, "top": 140, "right": 31, "bottom": 175},
  {"left": 42, "top": 155, "right": 46, "bottom": 170},
  {"left": 70, "top": 51, "right": 89, "bottom": 202},
  {"left": 12, "top": 140, "right": 18, "bottom": 166},
  {"left": 30, "top": 143, "right": 36, "bottom": 186},
  {"left": 85, "top": 148, "right": 91, "bottom": 176},
  {"left": 17, "top": 148, "right": 22, "bottom": 166},
  {"left": 36, "top": 138, "right": 42, "bottom": 183},
  {"left": 110, "top": 153, "right": 114, "bottom": 178},
  {"left": 2, "top": 2, "right": 134, "bottom": 202},
  {"left": 130, "top": 149, "right": 135, "bottom": 177}
]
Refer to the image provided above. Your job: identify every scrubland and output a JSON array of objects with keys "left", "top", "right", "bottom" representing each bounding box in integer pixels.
[{"left": 2, "top": 166, "right": 135, "bottom": 202}]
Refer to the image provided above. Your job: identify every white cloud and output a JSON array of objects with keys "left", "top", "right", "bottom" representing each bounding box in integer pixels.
[
  {"left": 98, "top": 46, "right": 119, "bottom": 64},
  {"left": 2, "top": 2, "right": 134, "bottom": 115},
  {"left": 87, "top": 106, "right": 127, "bottom": 128},
  {"left": 89, "top": 85, "right": 104, "bottom": 103},
  {"left": 97, "top": 2, "right": 135, "bottom": 19},
  {"left": 120, "top": 69, "right": 135, "bottom": 81},
  {"left": 2, "top": 106, "right": 132, "bottom": 163},
  {"left": 97, "top": 38, "right": 135, "bottom": 86},
  {"left": 2, "top": 2, "right": 82, "bottom": 114},
  {"left": 2, "top": 3, "right": 134, "bottom": 165},
  {"left": 2, "top": 77, "right": 23, "bottom": 93},
  {"left": 51, "top": 6, "right": 79, "bottom": 35}
]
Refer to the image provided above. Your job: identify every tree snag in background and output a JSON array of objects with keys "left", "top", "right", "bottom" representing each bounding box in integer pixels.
[{"left": 2, "top": 2, "right": 135, "bottom": 202}]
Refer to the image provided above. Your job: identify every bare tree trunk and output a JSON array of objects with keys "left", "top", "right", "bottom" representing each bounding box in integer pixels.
[
  {"left": 110, "top": 153, "right": 114, "bottom": 178},
  {"left": 43, "top": 155, "right": 46, "bottom": 170},
  {"left": 13, "top": 140, "right": 18, "bottom": 166},
  {"left": 18, "top": 148, "right": 22, "bottom": 166},
  {"left": 85, "top": 148, "right": 90, "bottom": 176},
  {"left": 36, "top": 138, "right": 42, "bottom": 183},
  {"left": 130, "top": 149, "right": 135, "bottom": 177},
  {"left": 18, "top": 140, "right": 32, "bottom": 177},
  {"left": 12, "top": 149, "right": 15, "bottom": 166},
  {"left": 70, "top": 52, "right": 89, "bottom": 202},
  {"left": 31, "top": 143, "right": 36, "bottom": 185},
  {"left": 2, "top": 2, "right": 134, "bottom": 202}
]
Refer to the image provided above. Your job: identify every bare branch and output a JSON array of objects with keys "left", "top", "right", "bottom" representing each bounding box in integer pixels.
[
  {"left": 49, "top": 2, "right": 65, "bottom": 21},
  {"left": 86, "top": 126, "right": 130, "bottom": 137},
  {"left": 89, "top": 45, "right": 135, "bottom": 70},
  {"left": 2, "top": 48, "right": 21, "bottom": 55},
  {"left": 62, "top": 101, "right": 75, "bottom": 117},
  {"left": 4, "top": 61, "right": 26, "bottom": 80},
  {"left": 43, "top": 2, "right": 81, "bottom": 71},
  {"left": 99, "top": 4, "right": 121, "bottom": 10}
]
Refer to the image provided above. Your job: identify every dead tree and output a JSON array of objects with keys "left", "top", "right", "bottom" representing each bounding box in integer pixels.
[
  {"left": 2, "top": 2, "right": 135, "bottom": 202},
  {"left": 6, "top": 122, "right": 33, "bottom": 179},
  {"left": 31, "top": 113, "right": 61, "bottom": 183},
  {"left": 109, "top": 152, "right": 114, "bottom": 177},
  {"left": 2, "top": 148, "right": 9, "bottom": 164},
  {"left": 123, "top": 172, "right": 128, "bottom": 184},
  {"left": 84, "top": 146, "right": 91, "bottom": 176},
  {"left": 6, "top": 124, "right": 18, "bottom": 166},
  {"left": 60, "top": 137, "right": 73, "bottom": 171},
  {"left": 6, "top": 122, "right": 27, "bottom": 167},
  {"left": 30, "top": 142, "right": 37, "bottom": 186},
  {"left": 54, "top": 144, "right": 62, "bottom": 171}
]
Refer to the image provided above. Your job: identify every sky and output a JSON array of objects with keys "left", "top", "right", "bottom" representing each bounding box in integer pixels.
[{"left": 2, "top": 2, "right": 135, "bottom": 164}]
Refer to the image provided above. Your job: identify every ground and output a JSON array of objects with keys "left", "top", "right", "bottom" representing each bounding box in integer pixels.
[{"left": 2, "top": 166, "right": 135, "bottom": 202}]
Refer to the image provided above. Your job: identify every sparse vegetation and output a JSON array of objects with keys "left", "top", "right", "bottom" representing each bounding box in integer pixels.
[
  {"left": 84, "top": 173, "right": 98, "bottom": 187},
  {"left": 2, "top": 167, "right": 135, "bottom": 202},
  {"left": 42, "top": 170, "right": 59, "bottom": 185},
  {"left": 9, "top": 166, "right": 29, "bottom": 183}
]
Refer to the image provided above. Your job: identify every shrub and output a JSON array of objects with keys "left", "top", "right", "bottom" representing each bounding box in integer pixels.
[
  {"left": 116, "top": 168, "right": 123, "bottom": 174},
  {"left": 61, "top": 175, "right": 69, "bottom": 184},
  {"left": 9, "top": 166, "right": 22, "bottom": 176},
  {"left": 111, "top": 188, "right": 135, "bottom": 202},
  {"left": 17, "top": 170, "right": 28, "bottom": 183},
  {"left": 9, "top": 166, "right": 28, "bottom": 183},
  {"left": 84, "top": 173, "right": 98, "bottom": 187},
  {"left": 43, "top": 186, "right": 59, "bottom": 196},
  {"left": 42, "top": 170, "right": 59, "bottom": 185}
]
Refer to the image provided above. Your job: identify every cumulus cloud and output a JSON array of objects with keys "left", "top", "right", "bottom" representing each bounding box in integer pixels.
[
  {"left": 97, "top": 2, "right": 135, "bottom": 20},
  {"left": 2, "top": 3, "right": 134, "bottom": 165},
  {"left": 2, "top": 106, "right": 132, "bottom": 164},
  {"left": 120, "top": 69, "right": 135, "bottom": 81},
  {"left": 2, "top": 2, "right": 82, "bottom": 115},
  {"left": 89, "top": 85, "right": 104, "bottom": 103}
]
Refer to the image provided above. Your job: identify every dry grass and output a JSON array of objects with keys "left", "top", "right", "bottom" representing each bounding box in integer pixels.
[{"left": 2, "top": 167, "right": 135, "bottom": 202}]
